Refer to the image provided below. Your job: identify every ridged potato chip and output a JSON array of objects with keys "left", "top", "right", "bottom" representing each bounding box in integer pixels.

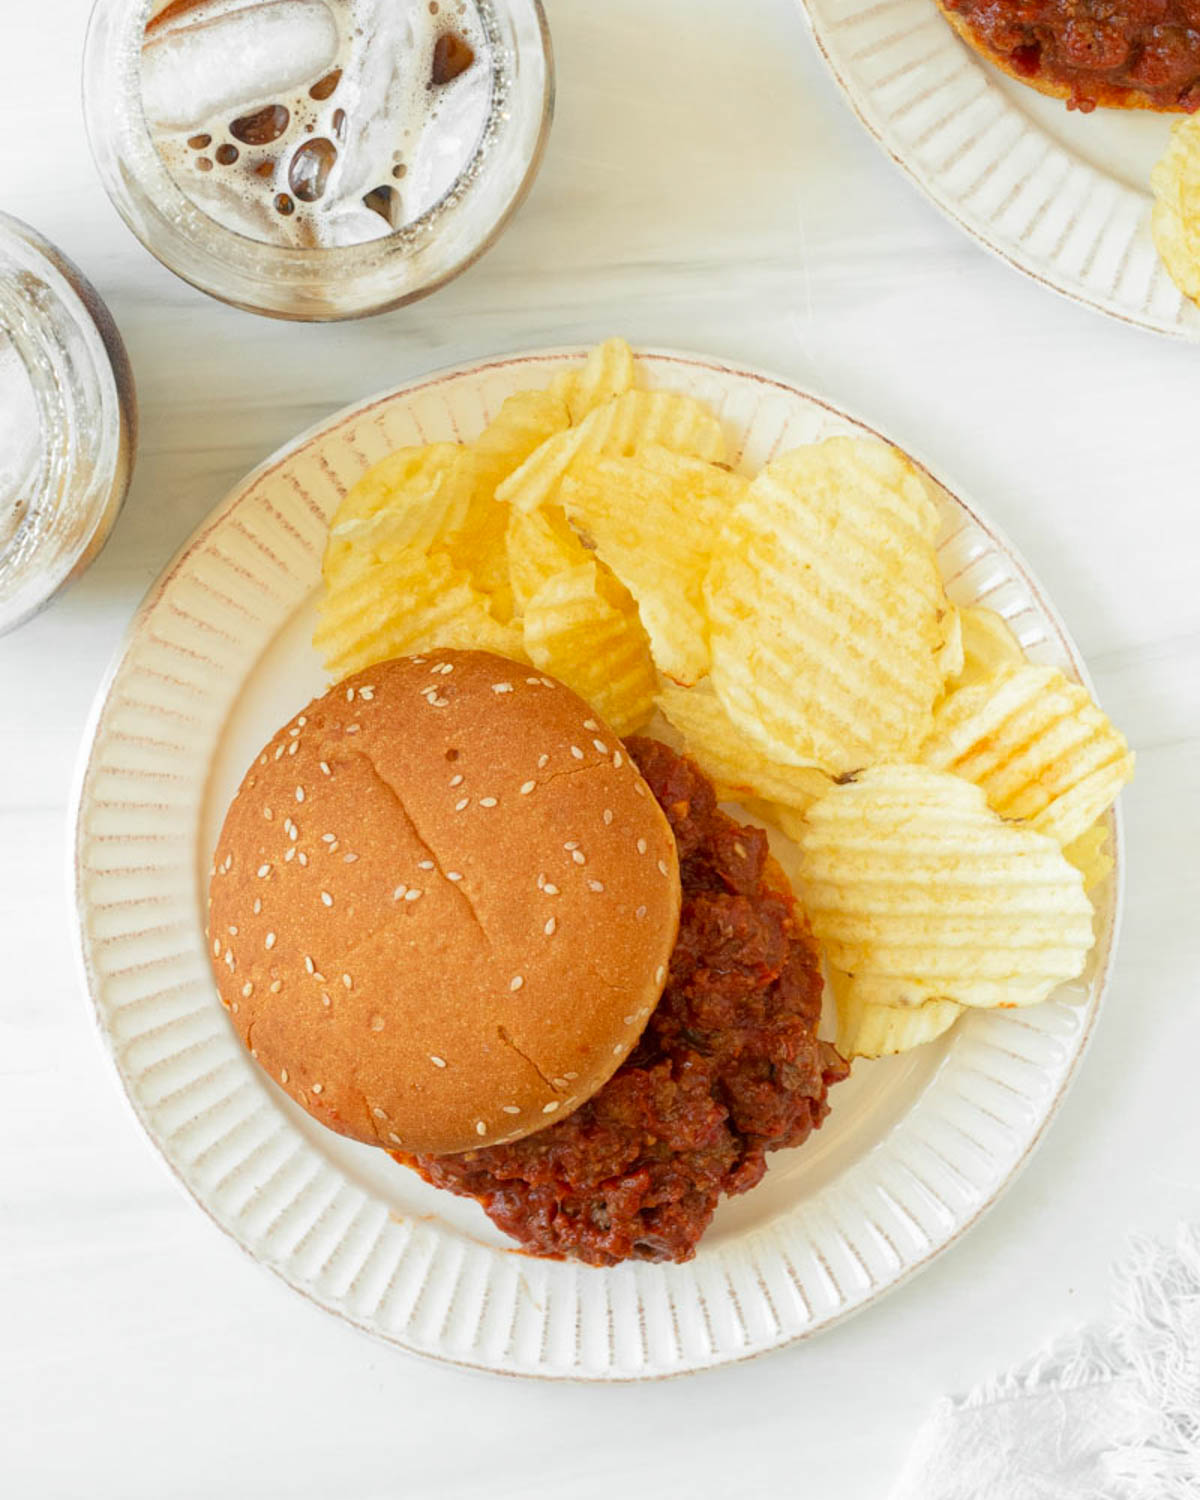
[
  {"left": 831, "top": 971, "right": 962, "bottom": 1060},
  {"left": 798, "top": 765, "right": 1093, "bottom": 1010},
  {"left": 522, "top": 561, "right": 657, "bottom": 735},
  {"left": 1152, "top": 115, "right": 1200, "bottom": 307},
  {"left": 562, "top": 447, "right": 746, "bottom": 685},
  {"left": 657, "top": 684, "right": 831, "bottom": 809},
  {"left": 739, "top": 799, "right": 812, "bottom": 843},
  {"left": 1063, "top": 822, "right": 1114, "bottom": 894},
  {"left": 506, "top": 504, "right": 593, "bottom": 614},
  {"left": 324, "top": 445, "right": 474, "bottom": 582},
  {"left": 496, "top": 390, "right": 728, "bottom": 513},
  {"left": 314, "top": 549, "right": 523, "bottom": 679},
  {"left": 705, "top": 437, "right": 953, "bottom": 773},
  {"left": 921, "top": 663, "right": 1134, "bottom": 848},
  {"left": 551, "top": 337, "right": 638, "bottom": 423},
  {"left": 936, "top": 605, "right": 964, "bottom": 683},
  {"left": 950, "top": 605, "right": 1024, "bottom": 690}
]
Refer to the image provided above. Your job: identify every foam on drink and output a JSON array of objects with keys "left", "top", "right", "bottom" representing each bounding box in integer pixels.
[{"left": 141, "top": 0, "right": 496, "bottom": 249}]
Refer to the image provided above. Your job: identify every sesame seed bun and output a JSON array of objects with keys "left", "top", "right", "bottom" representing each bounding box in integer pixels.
[{"left": 207, "top": 651, "right": 682, "bottom": 1155}]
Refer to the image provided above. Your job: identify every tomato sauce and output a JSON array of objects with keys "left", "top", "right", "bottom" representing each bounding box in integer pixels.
[
  {"left": 945, "top": 0, "right": 1200, "bottom": 111},
  {"left": 398, "top": 739, "right": 848, "bottom": 1266}
]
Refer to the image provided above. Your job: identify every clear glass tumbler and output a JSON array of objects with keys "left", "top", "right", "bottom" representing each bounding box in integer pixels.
[
  {"left": 0, "top": 216, "right": 137, "bottom": 636},
  {"left": 83, "top": 0, "right": 554, "bottom": 321}
]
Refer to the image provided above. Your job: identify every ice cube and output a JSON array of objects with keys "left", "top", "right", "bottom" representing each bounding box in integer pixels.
[
  {"left": 405, "top": 61, "right": 491, "bottom": 221},
  {"left": 142, "top": 0, "right": 340, "bottom": 131}
]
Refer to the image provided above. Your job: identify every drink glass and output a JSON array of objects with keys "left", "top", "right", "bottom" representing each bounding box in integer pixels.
[
  {"left": 0, "top": 216, "right": 136, "bottom": 636},
  {"left": 83, "top": 0, "right": 554, "bottom": 321}
]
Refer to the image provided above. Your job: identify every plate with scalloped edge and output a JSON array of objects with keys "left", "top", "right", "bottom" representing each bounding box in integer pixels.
[
  {"left": 794, "top": 0, "right": 1200, "bottom": 338},
  {"left": 70, "top": 346, "right": 1122, "bottom": 1379}
]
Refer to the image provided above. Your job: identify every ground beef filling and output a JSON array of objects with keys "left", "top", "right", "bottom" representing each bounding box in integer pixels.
[
  {"left": 946, "top": 0, "right": 1200, "bottom": 111},
  {"left": 398, "top": 738, "right": 848, "bottom": 1266}
]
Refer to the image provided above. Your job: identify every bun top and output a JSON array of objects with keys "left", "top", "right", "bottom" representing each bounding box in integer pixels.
[{"left": 207, "top": 651, "right": 681, "bottom": 1155}]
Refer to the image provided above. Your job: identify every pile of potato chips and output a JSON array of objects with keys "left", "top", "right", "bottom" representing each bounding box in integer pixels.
[{"left": 315, "top": 340, "right": 1133, "bottom": 1062}]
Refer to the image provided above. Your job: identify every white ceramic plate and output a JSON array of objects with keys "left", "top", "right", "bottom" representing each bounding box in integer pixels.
[
  {"left": 71, "top": 348, "right": 1121, "bottom": 1379},
  {"left": 796, "top": 0, "right": 1200, "bottom": 338}
]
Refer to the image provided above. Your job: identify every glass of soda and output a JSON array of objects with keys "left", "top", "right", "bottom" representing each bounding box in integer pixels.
[{"left": 83, "top": 0, "right": 554, "bottom": 320}]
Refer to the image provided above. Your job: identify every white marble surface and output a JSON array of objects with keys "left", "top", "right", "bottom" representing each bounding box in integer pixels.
[{"left": 2, "top": 1, "right": 1198, "bottom": 1495}]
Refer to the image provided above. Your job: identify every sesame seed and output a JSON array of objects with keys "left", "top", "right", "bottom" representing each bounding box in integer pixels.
[
  {"left": 572, "top": 850, "right": 586, "bottom": 865},
  {"left": 311, "top": 1083, "right": 323, "bottom": 1095},
  {"left": 583, "top": 719, "right": 599, "bottom": 731},
  {"left": 589, "top": 880, "right": 605, "bottom": 892},
  {"left": 322, "top": 833, "right": 335, "bottom": 843},
  {"left": 603, "top": 808, "right": 613, "bottom": 825},
  {"left": 320, "top": 891, "right": 333, "bottom": 907},
  {"left": 734, "top": 841, "right": 747, "bottom": 859},
  {"left": 284, "top": 848, "right": 295, "bottom": 863},
  {"left": 543, "top": 883, "right": 559, "bottom": 896},
  {"left": 288, "top": 741, "right": 299, "bottom": 757},
  {"left": 433, "top": 697, "right": 450, "bottom": 708},
  {"left": 281, "top": 1069, "right": 289, "bottom": 1084},
  {"left": 455, "top": 798, "right": 469, "bottom": 812},
  {"left": 537, "top": 754, "right": 550, "bottom": 769},
  {"left": 418, "top": 860, "right": 434, "bottom": 871},
  {"left": 252, "top": 899, "right": 262, "bottom": 915},
  {"left": 388, "top": 1132, "right": 402, "bottom": 1145},
  {"left": 284, "top": 818, "right": 294, "bottom": 834},
  {"left": 658, "top": 860, "right": 669, "bottom": 877},
  {"left": 476, "top": 1120, "right": 487, "bottom": 1136},
  {"left": 510, "top": 975, "right": 524, "bottom": 992},
  {"left": 298, "top": 852, "right": 308, "bottom": 867},
  {"left": 537, "top": 873, "right": 545, "bottom": 889},
  {"left": 263, "top": 808, "right": 273, "bottom": 821},
  {"left": 623, "top": 1016, "right": 635, "bottom": 1026},
  {"left": 212, "top": 937, "right": 221, "bottom": 956},
  {"left": 636, "top": 905, "right": 647, "bottom": 920},
  {"left": 369, "top": 1015, "right": 384, "bottom": 1032},
  {"left": 345, "top": 724, "right": 360, "bottom": 734},
  {"left": 614, "top": 751, "right": 624, "bottom": 768},
  {"left": 265, "top": 932, "right": 276, "bottom": 950},
  {"left": 287, "top": 826, "right": 298, "bottom": 843},
  {"left": 304, "top": 955, "right": 315, "bottom": 974},
  {"left": 297, "top": 717, "right": 307, "bottom": 728},
  {"left": 328, "top": 842, "right": 338, "bottom": 853},
  {"left": 449, "top": 774, "right": 464, "bottom": 787},
  {"left": 242, "top": 982, "right": 253, "bottom": 997},
  {"left": 231, "top": 1002, "right": 239, "bottom": 1014},
  {"left": 633, "top": 782, "right": 645, "bottom": 797},
  {"left": 372, "top": 1106, "right": 387, "bottom": 1119},
  {"left": 346, "top": 687, "right": 355, "bottom": 701},
  {"left": 343, "top": 852, "right": 357, "bottom": 863},
  {"left": 520, "top": 780, "right": 536, "bottom": 795},
  {"left": 393, "top": 885, "right": 407, "bottom": 900},
  {"left": 552, "top": 1077, "right": 569, "bottom": 1090},
  {"left": 224, "top": 951, "right": 235, "bottom": 970},
  {"left": 274, "top": 745, "right": 284, "bottom": 760},
  {"left": 342, "top": 974, "right": 352, "bottom": 989},
  {"left": 430, "top": 1055, "right": 447, "bottom": 1068},
  {"left": 593, "top": 740, "right": 608, "bottom": 754},
  {"left": 358, "top": 688, "right": 373, "bottom": 701},
  {"left": 656, "top": 966, "right": 666, "bottom": 984},
  {"left": 564, "top": 841, "right": 578, "bottom": 851},
  {"left": 544, "top": 917, "right": 556, "bottom": 936},
  {"left": 502, "top": 1105, "right": 520, "bottom": 1115},
  {"left": 637, "top": 838, "right": 647, "bottom": 854},
  {"left": 404, "top": 889, "right": 422, "bottom": 902},
  {"left": 321, "top": 993, "right": 331, "bottom": 1007},
  {"left": 540, "top": 677, "right": 556, "bottom": 689},
  {"left": 570, "top": 745, "right": 584, "bottom": 760},
  {"left": 257, "top": 864, "right": 271, "bottom": 879},
  {"left": 319, "top": 762, "right": 331, "bottom": 776},
  {"left": 295, "top": 787, "right": 305, "bottom": 803},
  {"left": 223, "top": 854, "right": 233, "bottom": 872},
  {"left": 542, "top": 1102, "right": 559, "bottom": 1114},
  {"left": 270, "top": 980, "right": 282, "bottom": 993},
  {"left": 313, "top": 972, "right": 325, "bottom": 983},
  {"left": 289, "top": 727, "right": 300, "bottom": 738},
  {"left": 612, "top": 1044, "right": 623, "bottom": 1055},
  {"left": 479, "top": 797, "right": 498, "bottom": 808},
  {"left": 446, "top": 871, "right": 463, "bottom": 882},
  {"left": 492, "top": 682, "right": 513, "bottom": 694},
  {"left": 412, "top": 657, "right": 427, "bottom": 664}
]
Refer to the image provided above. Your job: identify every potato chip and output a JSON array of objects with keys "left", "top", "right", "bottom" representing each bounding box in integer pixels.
[
  {"left": 522, "top": 561, "right": 657, "bottom": 735},
  {"left": 496, "top": 390, "right": 728, "bottom": 513},
  {"left": 936, "top": 604, "right": 964, "bottom": 683},
  {"left": 739, "top": 799, "right": 812, "bottom": 844},
  {"left": 831, "top": 971, "right": 962, "bottom": 1059},
  {"left": 1063, "top": 821, "right": 1113, "bottom": 894},
  {"left": 704, "top": 437, "right": 950, "bottom": 773},
  {"left": 506, "top": 504, "right": 593, "bottom": 614},
  {"left": 551, "top": 338, "right": 638, "bottom": 423},
  {"left": 323, "top": 445, "right": 474, "bottom": 581},
  {"left": 562, "top": 447, "right": 746, "bottom": 685},
  {"left": 798, "top": 765, "right": 1093, "bottom": 1010},
  {"left": 951, "top": 605, "right": 1025, "bottom": 690},
  {"left": 921, "top": 663, "right": 1134, "bottom": 848},
  {"left": 314, "top": 548, "right": 523, "bottom": 679},
  {"left": 1152, "top": 115, "right": 1200, "bottom": 307},
  {"left": 657, "top": 684, "right": 832, "bottom": 809}
]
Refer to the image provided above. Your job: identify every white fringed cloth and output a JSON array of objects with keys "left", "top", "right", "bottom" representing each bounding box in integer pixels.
[{"left": 892, "top": 1227, "right": 1200, "bottom": 1500}]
